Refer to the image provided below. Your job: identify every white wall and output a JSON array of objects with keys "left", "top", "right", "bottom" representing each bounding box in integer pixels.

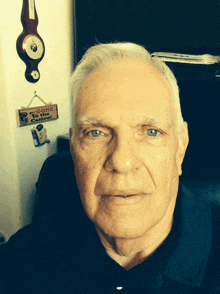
[{"left": 0, "top": 0, "right": 74, "bottom": 241}]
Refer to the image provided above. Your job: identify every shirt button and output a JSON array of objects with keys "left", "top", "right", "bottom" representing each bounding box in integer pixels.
[{"left": 116, "top": 286, "right": 123, "bottom": 290}]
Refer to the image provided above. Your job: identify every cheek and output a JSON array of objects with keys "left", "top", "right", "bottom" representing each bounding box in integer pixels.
[
  {"left": 72, "top": 149, "right": 102, "bottom": 219},
  {"left": 142, "top": 147, "right": 169, "bottom": 165},
  {"left": 142, "top": 147, "right": 179, "bottom": 185},
  {"left": 152, "top": 153, "right": 169, "bottom": 182},
  {"left": 72, "top": 144, "right": 105, "bottom": 194},
  {"left": 141, "top": 149, "right": 179, "bottom": 214}
]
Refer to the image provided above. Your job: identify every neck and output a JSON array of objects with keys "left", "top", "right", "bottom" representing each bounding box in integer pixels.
[{"left": 96, "top": 205, "right": 174, "bottom": 270}]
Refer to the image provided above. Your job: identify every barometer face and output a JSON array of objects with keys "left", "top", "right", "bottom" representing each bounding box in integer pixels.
[{"left": 22, "top": 34, "right": 44, "bottom": 60}]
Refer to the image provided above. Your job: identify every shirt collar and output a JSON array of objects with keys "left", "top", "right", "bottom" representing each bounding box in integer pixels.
[{"left": 161, "top": 182, "right": 212, "bottom": 287}]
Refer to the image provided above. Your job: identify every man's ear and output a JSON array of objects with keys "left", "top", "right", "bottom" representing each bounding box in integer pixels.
[
  {"left": 176, "top": 122, "right": 189, "bottom": 176},
  {"left": 69, "top": 127, "right": 74, "bottom": 139},
  {"left": 69, "top": 127, "right": 75, "bottom": 156}
]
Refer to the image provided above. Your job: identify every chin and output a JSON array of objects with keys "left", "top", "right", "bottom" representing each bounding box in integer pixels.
[{"left": 95, "top": 214, "right": 158, "bottom": 240}]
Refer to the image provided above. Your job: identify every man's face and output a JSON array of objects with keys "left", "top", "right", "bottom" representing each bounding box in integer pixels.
[{"left": 70, "top": 58, "right": 188, "bottom": 240}]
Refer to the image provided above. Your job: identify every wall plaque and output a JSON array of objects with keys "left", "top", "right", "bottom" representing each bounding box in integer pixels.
[{"left": 16, "top": 104, "right": 58, "bottom": 127}]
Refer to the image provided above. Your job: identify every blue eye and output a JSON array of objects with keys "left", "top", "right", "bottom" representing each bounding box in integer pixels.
[
  {"left": 147, "top": 129, "right": 159, "bottom": 137},
  {"left": 89, "top": 130, "right": 103, "bottom": 137}
]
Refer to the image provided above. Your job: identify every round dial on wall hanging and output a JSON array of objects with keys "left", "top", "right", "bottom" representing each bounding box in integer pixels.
[
  {"left": 22, "top": 34, "right": 44, "bottom": 60},
  {"left": 16, "top": 0, "right": 45, "bottom": 83}
]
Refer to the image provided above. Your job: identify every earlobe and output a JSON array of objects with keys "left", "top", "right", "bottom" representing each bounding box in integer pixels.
[{"left": 177, "top": 122, "right": 189, "bottom": 176}]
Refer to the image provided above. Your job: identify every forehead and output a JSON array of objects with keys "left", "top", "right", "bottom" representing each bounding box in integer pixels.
[{"left": 76, "top": 59, "right": 175, "bottom": 127}]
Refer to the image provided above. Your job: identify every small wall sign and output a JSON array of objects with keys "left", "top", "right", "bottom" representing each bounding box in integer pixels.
[{"left": 16, "top": 104, "right": 58, "bottom": 127}]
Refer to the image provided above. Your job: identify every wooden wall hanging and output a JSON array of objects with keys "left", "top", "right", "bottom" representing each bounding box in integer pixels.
[
  {"left": 16, "top": 0, "right": 45, "bottom": 83},
  {"left": 16, "top": 92, "right": 58, "bottom": 127}
]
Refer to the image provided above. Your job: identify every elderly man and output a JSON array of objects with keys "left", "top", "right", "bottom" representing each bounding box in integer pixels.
[{"left": 1, "top": 42, "right": 220, "bottom": 293}]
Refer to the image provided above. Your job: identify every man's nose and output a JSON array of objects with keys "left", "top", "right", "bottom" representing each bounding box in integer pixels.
[{"left": 104, "top": 136, "right": 140, "bottom": 174}]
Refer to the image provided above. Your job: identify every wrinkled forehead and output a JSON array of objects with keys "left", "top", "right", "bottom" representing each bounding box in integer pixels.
[{"left": 75, "top": 59, "right": 176, "bottom": 127}]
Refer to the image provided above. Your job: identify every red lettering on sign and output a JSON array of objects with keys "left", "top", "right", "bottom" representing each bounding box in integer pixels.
[{"left": 36, "top": 107, "right": 54, "bottom": 114}]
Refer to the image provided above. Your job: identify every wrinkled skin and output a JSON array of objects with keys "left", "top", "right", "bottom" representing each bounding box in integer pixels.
[{"left": 70, "top": 58, "right": 188, "bottom": 267}]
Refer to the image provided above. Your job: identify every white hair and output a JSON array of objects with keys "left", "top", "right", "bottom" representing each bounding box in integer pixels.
[{"left": 70, "top": 42, "right": 184, "bottom": 134}]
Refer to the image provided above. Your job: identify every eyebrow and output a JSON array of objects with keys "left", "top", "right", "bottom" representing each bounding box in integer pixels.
[
  {"left": 77, "top": 117, "right": 107, "bottom": 126},
  {"left": 77, "top": 116, "right": 166, "bottom": 128}
]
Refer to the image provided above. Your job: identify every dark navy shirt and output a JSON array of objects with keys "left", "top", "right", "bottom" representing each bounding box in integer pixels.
[{"left": 1, "top": 183, "right": 220, "bottom": 293}]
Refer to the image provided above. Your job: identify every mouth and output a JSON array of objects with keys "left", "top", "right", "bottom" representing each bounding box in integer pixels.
[
  {"left": 103, "top": 193, "right": 147, "bottom": 199},
  {"left": 114, "top": 194, "right": 136, "bottom": 198},
  {"left": 103, "top": 191, "right": 145, "bottom": 197},
  {"left": 102, "top": 193, "right": 147, "bottom": 206}
]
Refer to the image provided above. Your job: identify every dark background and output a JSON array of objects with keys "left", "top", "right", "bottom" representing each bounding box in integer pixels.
[{"left": 74, "top": 0, "right": 220, "bottom": 180}]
